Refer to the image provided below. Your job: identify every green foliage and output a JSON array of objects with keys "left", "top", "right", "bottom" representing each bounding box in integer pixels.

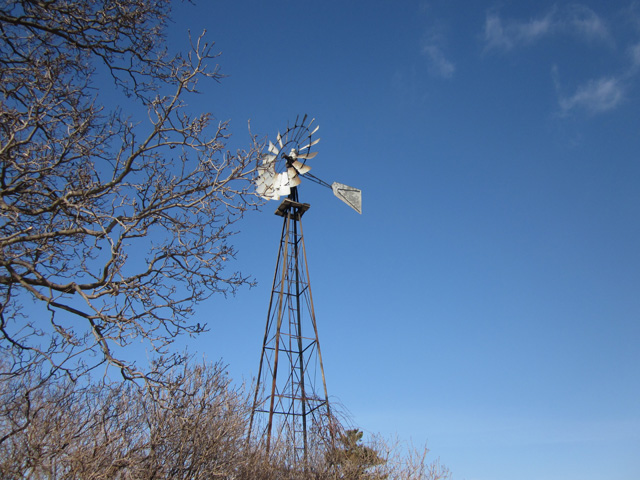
[{"left": 325, "top": 429, "right": 388, "bottom": 480}]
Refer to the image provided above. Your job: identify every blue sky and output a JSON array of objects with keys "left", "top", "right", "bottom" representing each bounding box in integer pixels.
[{"left": 166, "top": 2, "right": 640, "bottom": 479}]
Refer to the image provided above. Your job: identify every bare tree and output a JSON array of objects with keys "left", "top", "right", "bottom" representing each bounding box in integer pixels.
[{"left": 0, "top": 0, "right": 262, "bottom": 380}]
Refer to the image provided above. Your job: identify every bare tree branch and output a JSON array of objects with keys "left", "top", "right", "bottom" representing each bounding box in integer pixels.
[{"left": 0, "top": 0, "right": 263, "bottom": 380}]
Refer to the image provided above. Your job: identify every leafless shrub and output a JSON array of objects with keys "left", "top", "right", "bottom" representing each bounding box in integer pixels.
[
  {"left": 239, "top": 423, "right": 451, "bottom": 480},
  {"left": 0, "top": 356, "right": 250, "bottom": 479},
  {"left": 1, "top": 353, "right": 450, "bottom": 479}
]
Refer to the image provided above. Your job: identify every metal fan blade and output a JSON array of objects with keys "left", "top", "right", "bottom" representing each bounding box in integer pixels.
[
  {"left": 296, "top": 151, "right": 318, "bottom": 160},
  {"left": 268, "top": 141, "right": 279, "bottom": 155},
  {"left": 292, "top": 160, "right": 311, "bottom": 175},
  {"left": 276, "top": 173, "right": 291, "bottom": 196},
  {"left": 264, "top": 168, "right": 276, "bottom": 180},
  {"left": 331, "top": 182, "right": 362, "bottom": 214},
  {"left": 256, "top": 168, "right": 278, "bottom": 199},
  {"left": 255, "top": 175, "right": 267, "bottom": 188},
  {"left": 278, "top": 186, "right": 290, "bottom": 197},
  {"left": 256, "top": 165, "right": 274, "bottom": 183},
  {"left": 300, "top": 137, "right": 320, "bottom": 150},
  {"left": 310, "top": 125, "right": 319, "bottom": 135},
  {"left": 256, "top": 181, "right": 275, "bottom": 198},
  {"left": 287, "top": 167, "right": 301, "bottom": 187},
  {"left": 262, "top": 153, "right": 277, "bottom": 164},
  {"left": 277, "top": 132, "right": 284, "bottom": 149}
]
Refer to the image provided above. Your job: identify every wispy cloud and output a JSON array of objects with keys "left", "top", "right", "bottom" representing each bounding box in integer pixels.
[
  {"left": 557, "top": 75, "right": 625, "bottom": 115},
  {"left": 421, "top": 27, "right": 455, "bottom": 79},
  {"left": 484, "top": 9, "right": 555, "bottom": 51},
  {"left": 483, "top": 5, "right": 610, "bottom": 52},
  {"left": 422, "top": 44, "right": 455, "bottom": 78},
  {"left": 483, "top": 5, "right": 633, "bottom": 116},
  {"left": 566, "top": 4, "right": 611, "bottom": 42},
  {"left": 551, "top": 24, "right": 639, "bottom": 116}
]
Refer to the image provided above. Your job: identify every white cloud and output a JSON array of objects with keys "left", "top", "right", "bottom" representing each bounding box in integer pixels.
[
  {"left": 519, "top": 14, "right": 555, "bottom": 41},
  {"left": 483, "top": 5, "right": 610, "bottom": 52},
  {"left": 422, "top": 44, "right": 455, "bottom": 78},
  {"left": 483, "top": 14, "right": 512, "bottom": 50},
  {"left": 483, "top": 9, "right": 556, "bottom": 51},
  {"left": 558, "top": 77, "right": 625, "bottom": 114},
  {"left": 484, "top": 6, "right": 635, "bottom": 116},
  {"left": 566, "top": 4, "right": 611, "bottom": 42},
  {"left": 421, "top": 26, "right": 455, "bottom": 79}
]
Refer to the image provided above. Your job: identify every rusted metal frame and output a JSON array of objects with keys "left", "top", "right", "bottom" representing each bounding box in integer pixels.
[
  {"left": 250, "top": 189, "right": 334, "bottom": 462},
  {"left": 290, "top": 209, "right": 310, "bottom": 461},
  {"left": 265, "top": 211, "right": 292, "bottom": 451},
  {"left": 298, "top": 218, "right": 333, "bottom": 442},
  {"left": 302, "top": 344, "right": 320, "bottom": 385},
  {"left": 264, "top": 343, "right": 315, "bottom": 355},
  {"left": 267, "top": 404, "right": 327, "bottom": 416},
  {"left": 304, "top": 401, "right": 328, "bottom": 415},
  {"left": 248, "top": 211, "right": 289, "bottom": 442}
]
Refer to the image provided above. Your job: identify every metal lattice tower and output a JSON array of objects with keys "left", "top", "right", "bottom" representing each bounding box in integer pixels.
[
  {"left": 248, "top": 190, "right": 334, "bottom": 464},
  {"left": 249, "top": 116, "right": 361, "bottom": 465}
]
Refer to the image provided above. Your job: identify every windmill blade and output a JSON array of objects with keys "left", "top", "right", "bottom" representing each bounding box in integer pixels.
[
  {"left": 299, "top": 137, "right": 320, "bottom": 150},
  {"left": 310, "top": 124, "right": 319, "bottom": 135},
  {"left": 276, "top": 173, "right": 291, "bottom": 197},
  {"left": 277, "top": 132, "right": 284, "bottom": 149},
  {"left": 256, "top": 165, "right": 276, "bottom": 185},
  {"left": 297, "top": 151, "right": 318, "bottom": 160},
  {"left": 268, "top": 141, "right": 280, "bottom": 155},
  {"left": 257, "top": 182, "right": 278, "bottom": 199},
  {"left": 256, "top": 167, "right": 278, "bottom": 199},
  {"left": 287, "top": 167, "right": 301, "bottom": 187},
  {"left": 331, "top": 182, "right": 362, "bottom": 214},
  {"left": 292, "top": 160, "right": 311, "bottom": 175},
  {"left": 262, "top": 153, "right": 277, "bottom": 164},
  {"left": 256, "top": 165, "right": 274, "bottom": 184}
]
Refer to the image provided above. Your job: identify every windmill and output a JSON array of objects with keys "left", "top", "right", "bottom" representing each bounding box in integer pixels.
[{"left": 248, "top": 115, "right": 361, "bottom": 465}]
